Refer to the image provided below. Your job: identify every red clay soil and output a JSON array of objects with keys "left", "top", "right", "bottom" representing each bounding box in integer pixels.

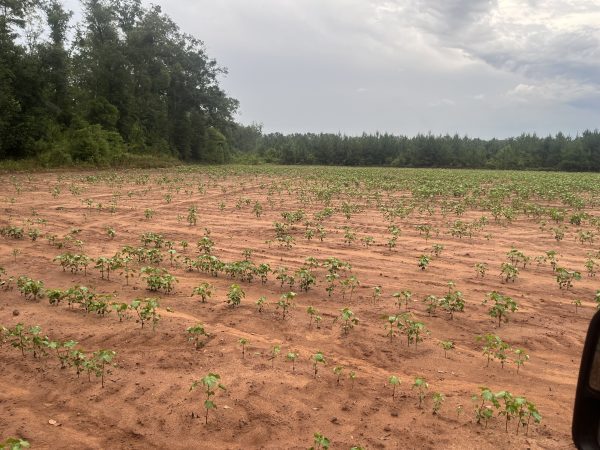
[{"left": 0, "top": 169, "right": 597, "bottom": 449}]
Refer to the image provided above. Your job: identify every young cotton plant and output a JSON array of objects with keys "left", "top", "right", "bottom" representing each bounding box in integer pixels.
[
  {"left": 432, "top": 392, "right": 445, "bottom": 415},
  {"left": 477, "top": 334, "right": 512, "bottom": 368},
  {"left": 191, "top": 282, "right": 213, "bottom": 303},
  {"left": 0, "top": 437, "right": 30, "bottom": 449},
  {"left": 333, "top": 366, "right": 344, "bottom": 385},
  {"left": 312, "top": 351, "right": 326, "bottom": 378},
  {"left": 276, "top": 292, "right": 296, "bottom": 320},
  {"left": 226, "top": 284, "right": 245, "bottom": 307},
  {"left": 474, "top": 262, "right": 488, "bottom": 278},
  {"left": 16, "top": 276, "right": 45, "bottom": 301},
  {"left": 91, "top": 349, "right": 117, "bottom": 388},
  {"left": 190, "top": 373, "right": 226, "bottom": 424},
  {"left": 130, "top": 298, "right": 161, "bottom": 330},
  {"left": 472, "top": 387, "right": 499, "bottom": 427},
  {"left": 269, "top": 344, "right": 281, "bottom": 367},
  {"left": 440, "top": 340, "right": 455, "bottom": 358},
  {"left": 513, "top": 348, "right": 529, "bottom": 373},
  {"left": 309, "top": 432, "right": 330, "bottom": 450},
  {"left": 286, "top": 351, "right": 299, "bottom": 372},
  {"left": 372, "top": 285, "right": 382, "bottom": 303},
  {"left": 440, "top": 286, "right": 465, "bottom": 320},
  {"left": 238, "top": 338, "right": 249, "bottom": 359},
  {"left": 256, "top": 296, "right": 266, "bottom": 313},
  {"left": 500, "top": 263, "right": 519, "bottom": 283},
  {"left": 187, "top": 324, "right": 210, "bottom": 349},
  {"left": 555, "top": 267, "right": 582, "bottom": 290},
  {"left": 413, "top": 377, "right": 429, "bottom": 408},
  {"left": 483, "top": 292, "right": 518, "bottom": 327},
  {"left": 336, "top": 307, "right": 359, "bottom": 335},
  {"left": 388, "top": 375, "right": 401, "bottom": 400}
]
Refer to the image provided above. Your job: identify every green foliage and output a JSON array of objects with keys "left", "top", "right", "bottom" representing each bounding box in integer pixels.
[
  {"left": 483, "top": 291, "right": 518, "bottom": 326},
  {"left": 16, "top": 276, "right": 45, "bottom": 300},
  {"left": 432, "top": 392, "right": 445, "bottom": 415},
  {"left": 191, "top": 282, "right": 213, "bottom": 303},
  {"left": 130, "top": 298, "right": 161, "bottom": 330},
  {"left": 90, "top": 349, "right": 117, "bottom": 388},
  {"left": 0, "top": 226, "right": 24, "bottom": 239},
  {"left": 312, "top": 351, "right": 326, "bottom": 378},
  {"left": 226, "top": 284, "right": 245, "bottom": 307},
  {"left": 67, "top": 125, "right": 125, "bottom": 165},
  {"left": 140, "top": 267, "right": 177, "bottom": 293},
  {"left": 256, "top": 295, "right": 266, "bottom": 312},
  {"left": 337, "top": 307, "right": 359, "bottom": 334},
  {"left": 440, "top": 340, "right": 455, "bottom": 358},
  {"left": 413, "top": 377, "right": 429, "bottom": 408},
  {"left": 472, "top": 387, "right": 500, "bottom": 426},
  {"left": 187, "top": 324, "right": 210, "bottom": 349},
  {"left": 474, "top": 262, "right": 488, "bottom": 278},
  {"left": 0, "top": 438, "right": 30, "bottom": 449},
  {"left": 514, "top": 348, "right": 529, "bottom": 373},
  {"left": 190, "top": 373, "right": 226, "bottom": 424},
  {"left": 477, "top": 333, "right": 512, "bottom": 368},
  {"left": 238, "top": 338, "right": 249, "bottom": 358},
  {"left": 500, "top": 262, "right": 519, "bottom": 283},
  {"left": 472, "top": 389, "right": 542, "bottom": 435},
  {"left": 555, "top": 267, "right": 582, "bottom": 290},
  {"left": 276, "top": 292, "right": 296, "bottom": 319},
  {"left": 309, "top": 432, "right": 330, "bottom": 450},
  {"left": 418, "top": 254, "right": 430, "bottom": 270},
  {"left": 388, "top": 374, "right": 401, "bottom": 399},
  {"left": 440, "top": 286, "right": 465, "bottom": 319},
  {"left": 286, "top": 351, "right": 299, "bottom": 372}
]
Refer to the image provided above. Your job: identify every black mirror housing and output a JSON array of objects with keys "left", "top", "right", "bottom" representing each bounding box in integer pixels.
[{"left": 573, "top": 310, "right": 600, "bottom": 449}]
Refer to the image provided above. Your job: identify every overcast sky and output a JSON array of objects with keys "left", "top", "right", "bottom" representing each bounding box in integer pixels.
[{"left": 65, "top": 0, "right": 600, "bottom": 138}]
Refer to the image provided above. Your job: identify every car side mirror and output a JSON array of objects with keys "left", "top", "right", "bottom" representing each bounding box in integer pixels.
[{"left": 573, "top": 310, "right": 600, "bottom": 449}]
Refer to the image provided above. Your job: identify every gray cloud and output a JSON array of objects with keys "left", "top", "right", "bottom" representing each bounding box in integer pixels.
[{"left": 62, "top": 0, "right": 600, "bottom": 138}]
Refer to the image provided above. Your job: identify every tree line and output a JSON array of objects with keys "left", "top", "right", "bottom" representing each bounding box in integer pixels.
[
  {"left": 232, "top": 126, "right": 600, "bottom": 171},
  {"left": 0, "top": 0, "right": 238, "bottom": 166},
  {"left": 1, "top": 0, "right": 598, "bottom": 171}
]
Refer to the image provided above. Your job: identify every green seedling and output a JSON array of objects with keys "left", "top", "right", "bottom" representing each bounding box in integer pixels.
[
  {"left": 276, "top": 292, "right": 296, "bottom": 319},
  {"left": 256, "top": 296, "right": 266, "bottom": 313},
  {"left": 440, "top": 340, "right": 455, "bottom": 358},
  {"left": 474, "top": 262, "right": 488, "bottom": 278},
  {"left": 514, "top": 348, "right": 529, "bottom": 373},
  {"left": 418, "top": 254, "right": 430, "bottom": 270},
  {"left": 336, "top": 307, "right": 359, "bottom": 334},
  {"left": 226, "top": 284, "right": 245, "bottom": 307},
  {"left": 269, "top": 344, "right": 281, "bottom": 367},
  {"left": 238, "top": 338, "right": 249, "bottom": 358},
  {"left": 388, "top": 375, "right": 401, "bottom": 399},
  {"left": 187, "top": 324, "right": 210, "bottom": 349},
  {"left": 413, "top": 377, "right": 429, "bottom": 408},
  {"left": 472, "top": 387, "right": 499, "bottom": 427},
  {"left": 0, "top": 438, "right": 30, "bottom": 449},
  {"left": 92, "top": 349, "right": 116, "bottom": 387},
  {"left": 309, "top": 432, "right": 330, "bottom": 450},
  {"left": 333, "top": 365, "right": 344, "bottom": 385},
  {"left": 483, "top": 291, "right": 518, "bottom": 327},
  {"left": 432, "top": 392, "right": 445, "bottom": 415},
  {"left": 286, "top": 351, "right": 298, "bottom": 372},
  {"left": 312, "top": 351, "right": 326, "bottom": 378},
  {"left": 191, "top": 282, "right": 213, "bottom": 303},
  {"left": 190, "top": 373, "right": 226, "bottom": 424},
  {"left": 130, "top": 298, "right": 160, "bottom": 330}
]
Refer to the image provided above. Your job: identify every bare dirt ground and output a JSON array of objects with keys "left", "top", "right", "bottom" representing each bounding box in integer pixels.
[{"left": 1, "top": 168, "right": 598, "bottom": 449}]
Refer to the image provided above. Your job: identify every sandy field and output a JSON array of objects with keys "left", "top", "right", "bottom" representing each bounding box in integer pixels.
[{"left": 1, "top": 167, "right": 599, "bottom": 449}]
